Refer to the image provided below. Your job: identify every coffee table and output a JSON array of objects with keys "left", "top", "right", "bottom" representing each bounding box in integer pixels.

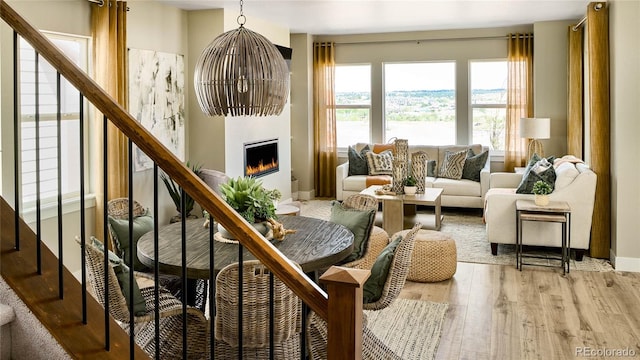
[{"left": 360, "top": 185, "right": 443, "bottom": 236}]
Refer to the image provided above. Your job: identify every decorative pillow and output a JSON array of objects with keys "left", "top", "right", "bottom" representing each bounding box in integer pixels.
[
  {"left": 347, "top": 145, "right": 370, "bottom": 176},
  {"left": 554, "top": 162, "right": 580, "bottom": 190},
  {"left": 372, "top": 143, "right": 395, "bottom": 155},
  {"left": 439, "top": 150, "right": 467, "bottom": 180},
  {"left": 462, "top": 148, "right": 489, "bottom": 182},
  {"left": 516, "top": 157, "right": 557, "bottom": 194},
  {"left": 89, "top": 236, "right": 146, "bottom": 316},
  {"left": 426, "top": 160, "right": 437, "bottom": 177},
  {"left": 108, "top": 211, "right": 153, "bottom": 271},
  {"left": 329, "top": 202, "right": 376, "bottom": 263},
  {"left": 363, "top": 234, "right": 402, "bottom": 303},
  {"left": 365, "top": 150, "right": 394, "bottom": 175}
]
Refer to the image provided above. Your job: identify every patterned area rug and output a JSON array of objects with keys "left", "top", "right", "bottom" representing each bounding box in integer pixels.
[
  {"left": 365, "top": 298, "right": 448, "bottom": 360},
  {"left": 298, "top": 199, "right": 614, "bottom": 272}
]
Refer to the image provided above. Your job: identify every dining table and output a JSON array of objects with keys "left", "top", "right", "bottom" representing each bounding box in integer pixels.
[{"left": 136, "top": 215, "right": 355, "bottom": 280}]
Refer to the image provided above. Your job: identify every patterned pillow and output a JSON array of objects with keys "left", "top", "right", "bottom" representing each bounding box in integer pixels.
[
  {"left": 439, "top": 150, "right": 467, "bottom": 179},
  {"left": 461, "top": 148, "right": 489, "bottom": 182},
  {"left": 366, "top": 150, "right": 394, "bottom": 175},
  {"left": 516, "top": 158, "right": 557, "bottom": 194},
  {"left": 347, "top": 145, "right": 370, "bottom": 176}
]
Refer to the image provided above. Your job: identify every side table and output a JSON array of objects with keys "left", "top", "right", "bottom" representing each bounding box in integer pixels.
[{"left": 515, "top": 199, "right": 571, "bottom": 273}]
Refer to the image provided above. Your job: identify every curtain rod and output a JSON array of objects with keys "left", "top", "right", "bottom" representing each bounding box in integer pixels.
[
  {"left": 334, "top": 34, "right": 532, "bottom": 46},
  {"left": 572, "top": 2, "right": 604, "bottom": 31},
  {"left": 87, "top": 0, "right": 104, "bottom": 6}
]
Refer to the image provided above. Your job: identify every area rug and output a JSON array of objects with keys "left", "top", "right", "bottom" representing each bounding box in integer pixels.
[
  {"left": 364, "top": 298, "right": 448, "bottom": 360},
  {"left": 298, "top": 199, "right": 614, "bottom": 272}
]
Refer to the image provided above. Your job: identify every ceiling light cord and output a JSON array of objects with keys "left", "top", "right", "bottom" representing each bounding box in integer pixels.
[{"left": 237, "top": 0, "right": 246, "bottom": 26}]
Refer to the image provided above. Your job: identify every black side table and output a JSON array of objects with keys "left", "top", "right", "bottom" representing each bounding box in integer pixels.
[{"left": 515, "top": 199, "right": 571, "bottom": 273}]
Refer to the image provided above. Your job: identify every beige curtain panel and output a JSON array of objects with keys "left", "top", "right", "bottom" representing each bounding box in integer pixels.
[
  {"left": 313, "top": 42, "right": 337, "bottom": 198},
  {"left": 504, "top": 33, "right": 534, "bottom": 172},
  {"left": 92, "top": 0, "right": 129, "bottom": 240}
]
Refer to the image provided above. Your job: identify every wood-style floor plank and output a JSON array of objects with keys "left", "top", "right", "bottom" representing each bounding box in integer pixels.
[{"left": 400, "top": 262, "right": 640, "bottom": 360}]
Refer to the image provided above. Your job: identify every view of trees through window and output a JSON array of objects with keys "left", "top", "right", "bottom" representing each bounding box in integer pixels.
[
  {"left": 470, "top": 60, "right": 507, "bottom": 151},
  {"left": 384, "top": 62, "right": 456, "bottom": 145},
  {"left": 335, "top": 60, "right": 507, "bottom": 151},
  {"left": 335, "top": 64, "right": 371, "bottom": 148}
]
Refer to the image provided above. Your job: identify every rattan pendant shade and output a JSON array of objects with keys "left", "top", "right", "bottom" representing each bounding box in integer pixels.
[{"left": 194, "top": 25, "right": 289, "bottom": 117}]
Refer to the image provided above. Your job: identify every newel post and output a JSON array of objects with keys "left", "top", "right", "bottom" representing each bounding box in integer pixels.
[{"left": 319, "top": 266, "right": 370, "bottom": 360}]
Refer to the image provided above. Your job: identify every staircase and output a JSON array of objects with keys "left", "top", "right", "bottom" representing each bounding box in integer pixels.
[{"left": 0, "top": 278, "right": 70, "bottom": 360}]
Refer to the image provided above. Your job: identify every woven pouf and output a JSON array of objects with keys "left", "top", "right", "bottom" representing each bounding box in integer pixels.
[{"left": 398, "top": 229, "right": 457, "bottom": 282}]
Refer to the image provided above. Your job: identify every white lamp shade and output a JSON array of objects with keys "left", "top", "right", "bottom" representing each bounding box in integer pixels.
[{"left": 519, "top": 118, "right": 550, "bottom": 139}]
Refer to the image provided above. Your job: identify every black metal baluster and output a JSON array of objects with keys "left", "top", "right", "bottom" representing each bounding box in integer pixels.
[
  {"left": 238, "top": 244, "right": 244, "bottom": 360},
  {"left": 127, "top": 139, "right": 135, "bottom": 358},
  {"left": 153, "top": 164, "right": 160, "bottom": 360},
  {"left": 209, "top": 215, "right": 215, "bottom": 359},
  {"left": 301, "top": 302, "right": 308, "bottom": 359},
  {"left": 181, "top": 190, "right": 188, "bottom": 359},
  {"left": 79, "top": 93, "right": 87, "bottom": 324},
  {"left": 103, "top": 114, "right": 110, "bottom": 351},
  {"left": 35, "top": 51, "right": 42, "bottom": 275},
  {"left": 56, "top": 71, "right": 64, "bottom": 299},
  {"left": 13, "top": 31, "right": 20, "bottom": 251}
]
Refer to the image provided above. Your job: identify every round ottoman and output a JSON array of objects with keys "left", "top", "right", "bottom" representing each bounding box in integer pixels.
[{"left": 397, "top": 229, "right": 457, "bottom": 282}]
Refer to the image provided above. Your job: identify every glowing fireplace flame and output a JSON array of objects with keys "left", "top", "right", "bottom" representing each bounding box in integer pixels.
[{"left": 246, "top": 158, "right": 278, "bottom": 177}]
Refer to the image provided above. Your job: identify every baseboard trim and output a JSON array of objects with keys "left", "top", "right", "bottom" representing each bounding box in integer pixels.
[{"left": 610, "top": 248, "right": 640, "bottom": 272}]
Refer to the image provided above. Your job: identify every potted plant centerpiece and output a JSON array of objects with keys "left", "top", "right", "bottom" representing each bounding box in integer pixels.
[
  {"left": 532, "top": 180, "right": 552, "bottom": 206},
  {"left": 403, "top": 175, "right": 418, "bottom": 195},
  {"left": 161, "top": 162, "right": 202, "bottom": 223},
  {"left": 218, "top": 176, "right": 277, "bottom": 239}
]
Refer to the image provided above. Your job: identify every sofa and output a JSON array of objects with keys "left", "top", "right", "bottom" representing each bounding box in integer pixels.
[
  {"left": 484, "top": 159, "right": 596, "bottom": 260},
  {"left": 336, "top": 143, "right": 490, "bottom": 209}
]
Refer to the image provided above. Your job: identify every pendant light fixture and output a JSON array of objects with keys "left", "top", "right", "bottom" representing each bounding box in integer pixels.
[{"left": 194, "top": 0, "right": 289, "bottom": 117}]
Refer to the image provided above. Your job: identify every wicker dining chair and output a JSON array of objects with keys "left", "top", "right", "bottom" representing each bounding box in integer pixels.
[
  {"left": 306, "top": 311, "right": 402, "bottom": 360},
  {"left": 214, "top": 260, "right": 302, "bottom": 359},
  {"left": 79, "top": 237, "right": 209, "bottom": 359},
  {"left": 107, "top": 198, "right": 146, "bottom": 252},
  {"left": 352, "top": 223, "right": 421, "bottom": 311},
  {"left": 339, "top": 194, "right": 391, "bottom": 270}
]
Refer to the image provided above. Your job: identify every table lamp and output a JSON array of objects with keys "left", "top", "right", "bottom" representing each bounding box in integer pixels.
[{"left": 520, "top": 117, "right": 550, "bottom": 160}]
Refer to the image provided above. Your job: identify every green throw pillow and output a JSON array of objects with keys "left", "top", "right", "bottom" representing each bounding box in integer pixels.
[
  {"left": 329, "top": 202, "right": 376, "bottom": 264},
  {"left": 108, "top": 211, "right": 153, "bottom": 271},
  {"left": 462, "top": 148, "right": 489, "bottom": 182},
  {"left": 363, "top": 235, "right": 402, "bottom": 304},
  {"left": 90, "top": 236, "right": 146, "bottom": 316},
  {"left": 426, "top": 160, "right": 437, "bottom": 177},
  {"left": 348, "top": 145, "right": 370, "bottom": 176},
  {"left": 516, "top": 157, "right": 557, "bottom": 194}
]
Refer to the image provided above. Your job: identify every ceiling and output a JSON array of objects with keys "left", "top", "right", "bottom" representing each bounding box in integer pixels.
[{"left": 154, "top": 0, "right": 591, "bottom": 35}]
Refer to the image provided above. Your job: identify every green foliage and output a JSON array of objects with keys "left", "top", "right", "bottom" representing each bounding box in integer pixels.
[
  {"left": 403, "top": 175, "right": 417, "bottom": 187},
  {"left": 532, "top": 180, "right": 553, "bottom": 195},
  {"left": 160, "top": 162, "right": 202, "bottom": 217},
  {"left": 219, "top": 176, "right": 277, "bottom": 223}
]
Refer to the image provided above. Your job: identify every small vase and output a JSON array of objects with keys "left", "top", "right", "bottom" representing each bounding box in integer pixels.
[
  {"left": 218, "top": 221, "right": 269, "bottom": 240},
  {"left": 404, "top": 186, "right": 417, "bottom": 195},
  {"left": 534, "top": 194, "right": 549, "bottom": 206}
]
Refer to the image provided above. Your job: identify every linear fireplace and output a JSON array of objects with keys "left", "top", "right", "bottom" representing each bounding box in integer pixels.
[{"left": 244, "top": 139, "right": 279, "bottom": 178}]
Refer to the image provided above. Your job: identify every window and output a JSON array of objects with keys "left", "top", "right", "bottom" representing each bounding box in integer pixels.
[
  {"left": 335, "top": 64, "right": 371, "bottom": 148},
  {"left": 470, "top": 60, "right": 507, "bottom": 151},
  {"left": 384, "top": 62, "right": 456, "bottom": 144},
  {"left": 19, "top": 34, "right": 88, "bottom": 205}
]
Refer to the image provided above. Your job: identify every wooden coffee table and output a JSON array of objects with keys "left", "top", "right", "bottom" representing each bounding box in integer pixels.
[{"left": 360, "top": 185, "right": 444, "bottom": 236}]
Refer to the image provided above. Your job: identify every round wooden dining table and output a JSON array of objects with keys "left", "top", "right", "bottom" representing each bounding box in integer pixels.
[{"left": 136, "top": 215, "right": 354, "bottom": 279}]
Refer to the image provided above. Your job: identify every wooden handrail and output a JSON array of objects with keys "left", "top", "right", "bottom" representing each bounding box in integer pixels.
[{"left": 0, "top": 1, "right": 329, "bottom": 319}]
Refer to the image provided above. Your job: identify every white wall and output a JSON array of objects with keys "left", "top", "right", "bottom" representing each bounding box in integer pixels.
[{"left": 609, "top": 0, "right": 640, "bottom": 271}]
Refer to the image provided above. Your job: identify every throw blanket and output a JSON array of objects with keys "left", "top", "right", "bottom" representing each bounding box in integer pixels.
[
  {"left": 554, "top": 155, "right": 584, "bottom": 168},
  {"left": 366, "top": 175, "right": 392, "bottom": 188}
]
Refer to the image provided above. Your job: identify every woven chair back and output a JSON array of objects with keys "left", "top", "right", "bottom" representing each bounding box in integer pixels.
[
  {"left": 215, "top": 260, "right": 302, "bottom": 347},
  {"left": 81, "top": 239, "right": 132, "bottom": 323},
  {"left": 364, "top": 223, "right": 421, "bottom": 311},
  {"left": 107, "top": 198, "right": 145, "bottom": 219}
]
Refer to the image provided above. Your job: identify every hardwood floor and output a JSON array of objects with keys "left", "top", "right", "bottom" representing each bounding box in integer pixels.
[{"left": 399, "top": 262, "right": 640, "bottom": 360}]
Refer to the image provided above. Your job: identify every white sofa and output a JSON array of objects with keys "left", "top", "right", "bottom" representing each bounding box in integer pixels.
[
  {"left": 484, "top": 161, "right": 596, "bottom": 260},
  {"left": 336, "top": 143, "right": 490, "bottom": 209}
]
